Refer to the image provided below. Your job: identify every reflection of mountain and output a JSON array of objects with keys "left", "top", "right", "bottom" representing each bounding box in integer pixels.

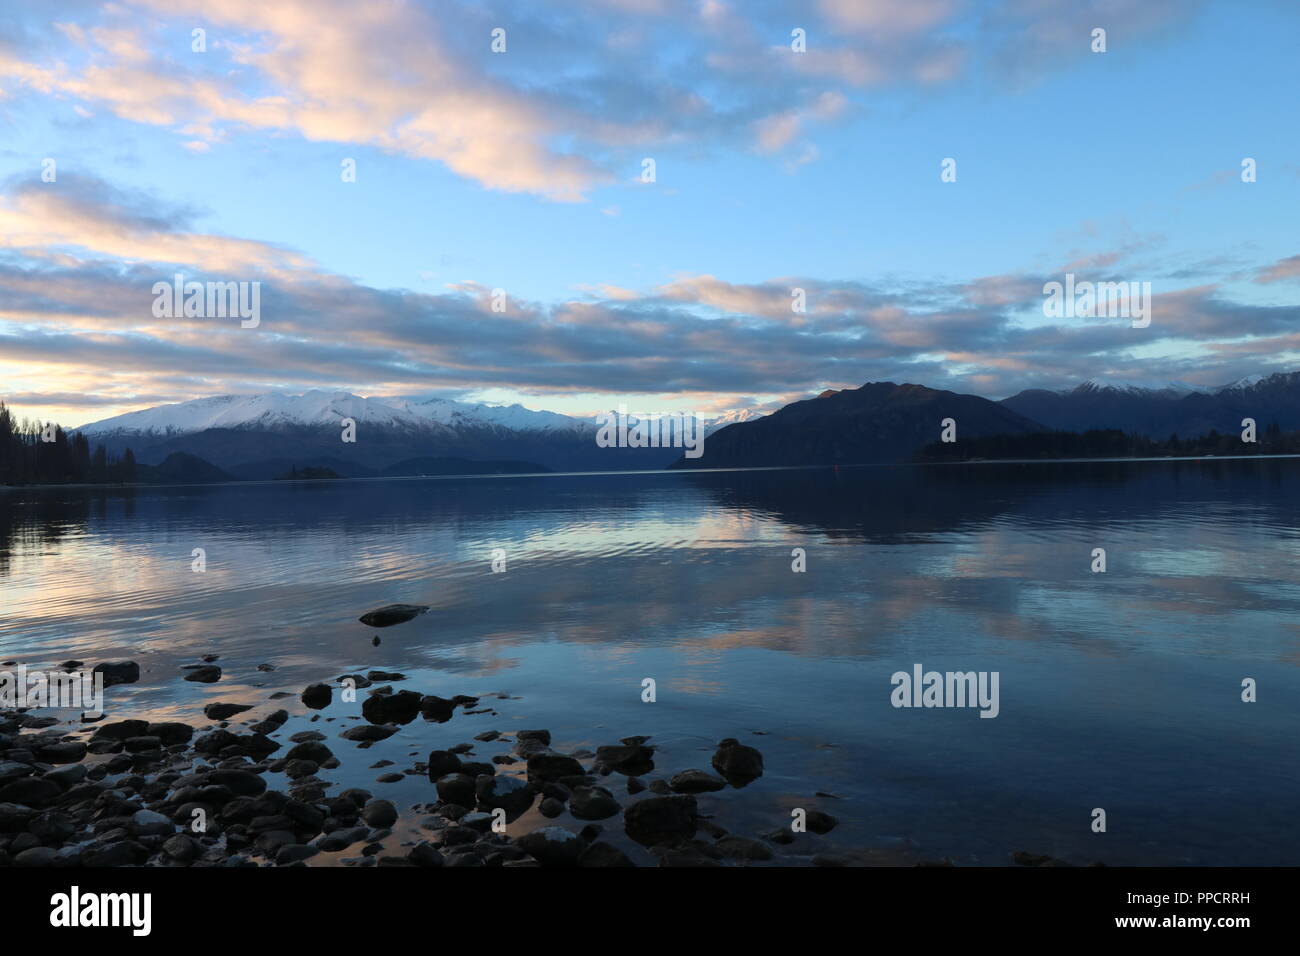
[{"left": 672, "top": 383, "right": 1041, "bottom": 469}]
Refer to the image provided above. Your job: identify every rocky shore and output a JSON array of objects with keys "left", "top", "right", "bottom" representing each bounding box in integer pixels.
[
  {"left": 1, "top": 652, "right": 1089, "bottom": 868},
  {"left": 0, "top": 653, "right": 864, "bottom": 868}
]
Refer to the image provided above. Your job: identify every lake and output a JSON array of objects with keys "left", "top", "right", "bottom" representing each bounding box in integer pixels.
[{"left": 2, "top": 458, "right": 1297, "bottom": 865}]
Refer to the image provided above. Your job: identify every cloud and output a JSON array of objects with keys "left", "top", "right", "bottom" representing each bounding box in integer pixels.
[
  {"left": 0, "top": 0, "right": 1205, "bottom": 200},
  {"left": 2, "top": 171, "right": 1297, "bottom": 420},
  {"left": 1256, "top": 254, "right": 1300, "bottom": 284}
]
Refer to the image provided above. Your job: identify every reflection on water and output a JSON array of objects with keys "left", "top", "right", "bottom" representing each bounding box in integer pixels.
[{"left": 2, "top": 459, "right": 1298, "bottom": 865}]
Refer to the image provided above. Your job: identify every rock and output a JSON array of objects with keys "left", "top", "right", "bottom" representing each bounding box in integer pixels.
[
  {"left": 579, "top": 841, "right": 635, "bottom": 867},
  {"left": 203, "top": 703, "right": 252, "bottom": 720},
  {"left": 594, "top": 742, "right": 655, "bottom": 776},
  {"left": 300, "top": 683, "right": 332, "bottom": 709},
  {"left": 30, "top": 810, "right": 76, "bottom": 842},
  {"left": 0, "top": 802, "right": 36, "bottom": 832},
  {"left": 82, "top": 840, "right": 147, "bottom": 867},
  {"left": 569, "top": 786, "right": 621, "bottom": 820},
  {"left": 358, "top": 604, "right": 429, "bottom": 627},
  {"left": 314, "top": 827, "right": 368, "bottom": 852},
  {"left": 624, "top": 795, "right": 698, "bottom": 846},
  {"left": 804, "top": 810, "right": 838, "bottom": 834},
  {"left": 626, "top": 776, "right": 646, "bottom": 794},
  {"left": 341, "top": 724, "right": 395, "bottom": 742},
  {"left": 44, "top": 764, "right": 86, "bottom": 789},
  {"left": 408, "top": 841, "right": 444, "bottom": 867},
  {"left": 123, "top": 736, "right": 162, "bottom": 753},
  {"left": 14, "top": 846, "right": 58, "bottom": 867},
  {"left": 418, "top": 696, "right": 456, "bottom": 722},
  {"left": 0, "top": 761, "right": 32, "bottom": 785},
  {"left": 36, "top": 741, "right": 86, "bottom": 764},
  {"left": 474, "top": 774, "right": 535, "bottom": 816},
  {"left": 426, "top": 750, "right": 462, "bottom": 780},
  {"left": 131, "top": 808, "right": 175, "bottom": 837},
  {"left": 284, "top": 759, "right": 319, "bottom": 780},
  {"left": 517, "top": 826, "right": 586, "bottom": 867},
  {"left": 526, "top": 752, "right": 584, "bottom": 783},
  {"left": 361, "top": 690, "right": 421, "bottom": 725},
  {"left": 434, "top": 773, "right": 476, "bottom": 807},
  {"left": 762, "top": 827, "right": 796, "bottom": 845},
  {"left": 194, "top": 729, "right": 239, "bottom": 754},
  {"left": 657, "top": 845, "right": 723, "bottom": 867},
  {"left": 162, "top": 834, "right": 199, "bottom": 862},
  {"left": 93, "top": 661, "right": 140, "bottom": 687},
  {"left": 0, "top": 777, "right": 61, "bottom": 807},
  {"left": 206, "top": 769, "right": 268, "bottom": 797},
  {"left": 539, "top": 797, "right": 564, "bottom": 818},
  {"left": 276, "top": 844, "right": 320, "bottom": 864},
  {"left": 711, "top": 738, "right": 763, "bottom": 783},
  {"left": 92, "top": 719, "right": 150, "bottom": 741},
  {"left": 147, "top": 722, "right": 194, "bottom": 745},
  {"left": 285, "top": 741, "right": 333, "bottom": 764},
  {"left": 669, "top": 769, "right": 727, "bottom": 794},
  {"left": 459, "top": 811, "right": 494, "bottom": 832},
  {"left": 362, "top": 799, "right": 398, "bottom": 828},
  {"left": 184, "top": 665, "right": 221, "bottom": 683},
  {"left": 715, "top": 836, "right": 774, "bottom": 861}
]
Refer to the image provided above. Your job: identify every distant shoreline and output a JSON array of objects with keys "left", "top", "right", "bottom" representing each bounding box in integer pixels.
[{"left": 5, "top": 451, "right": 1300, "bottom": 494}]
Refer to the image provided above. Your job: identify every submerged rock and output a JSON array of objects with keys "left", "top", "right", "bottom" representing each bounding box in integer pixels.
[
  {"left": 358, "top": 604, "right": 429, "bottom": 628},
  {"left": 93, "top": 661, "right": 140, "bottom": 687},
  {"left": 711, "top": 738, "right": 764, "bottom": 784},
  {"left": 183, "top": 665, "right": 222, "bottom": 684},
  {"left": 203, "top": 703, "right": 251, "bottom": 720},
  {"left": 669, "top": 769, "right": 727, "bottom": 794}
]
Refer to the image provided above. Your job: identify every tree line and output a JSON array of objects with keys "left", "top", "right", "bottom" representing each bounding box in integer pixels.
[
  {"left": 915, "top": 424, "right": 1299, "bottom": 462},
  {"left": 0, "top": 400, "right": 137, "bottom": 485}
]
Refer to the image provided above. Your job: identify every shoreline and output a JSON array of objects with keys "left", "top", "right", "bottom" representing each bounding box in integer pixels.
[{"left": 0, "top": 653, "right": 1089, "bottom": 868}]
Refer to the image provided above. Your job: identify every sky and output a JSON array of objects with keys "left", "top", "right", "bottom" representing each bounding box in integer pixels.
[{"left": 0, "top": 0, "right": 1297, "bottom": 428}]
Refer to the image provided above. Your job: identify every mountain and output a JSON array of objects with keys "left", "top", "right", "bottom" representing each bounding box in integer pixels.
[
  {"left": 670, "top": 382, "right": 1042, "bottom": 468},
  {"left": 75, "top": 390, "right": 769, "bottom": 475},
  {"left": 133, "top": 452, "right": 236, "bottom": 484},
  {"left": 77, "top": 390, "right": 653, "bottom": 473},
  {"left": 1000, "top": 373, "right": 1300, "bottom": 436}
]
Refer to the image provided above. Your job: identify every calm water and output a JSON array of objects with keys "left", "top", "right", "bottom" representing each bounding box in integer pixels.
[{"left": 3, "top": 459, "right": 1298, "bottom": 865}]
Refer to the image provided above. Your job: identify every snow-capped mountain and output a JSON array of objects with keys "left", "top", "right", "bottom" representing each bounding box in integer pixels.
[
  {"left": 78, "top": 390, "right": 591, "bottom": 439},
  {"left": 73, "top": 390, "right": 771, "bottom": 477}
]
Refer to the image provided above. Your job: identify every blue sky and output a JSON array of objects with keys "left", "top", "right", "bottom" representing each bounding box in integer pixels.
[{"left": 0, "top": 0, "right": 1297, "bottom": 425}]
